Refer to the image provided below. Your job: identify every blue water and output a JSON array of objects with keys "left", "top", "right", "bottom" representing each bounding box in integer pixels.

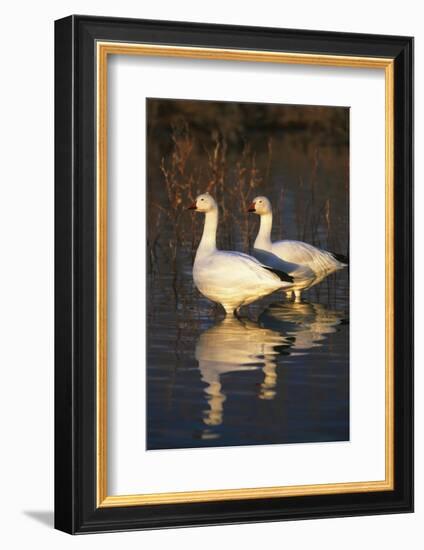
[{"left": 147, "top": 265, "right": 349, "bottom": 450}]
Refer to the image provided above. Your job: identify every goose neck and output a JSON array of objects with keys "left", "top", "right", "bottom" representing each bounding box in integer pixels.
[
  {"left": 254, "top": 212, "right": 273, "bottom": 250},
  {"left": 197, "top": 207, "right": 218, "bottom": 256}
]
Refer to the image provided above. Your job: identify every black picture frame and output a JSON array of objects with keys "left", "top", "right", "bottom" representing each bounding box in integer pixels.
[{"left": 55, "top": 14, "right": 414, "bottom": 534}]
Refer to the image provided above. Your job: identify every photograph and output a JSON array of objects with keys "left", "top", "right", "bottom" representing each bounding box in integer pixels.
[{"left": 146, "top": 98, "right": 350, "bottom": 450}]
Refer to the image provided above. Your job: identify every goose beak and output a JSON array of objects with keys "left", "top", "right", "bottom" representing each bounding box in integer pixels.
[
  {"left": 187, "top": 202, "right": 197, "bottom": 210},
  {"left": 247, "top": 202, "right": 256, "bottom": 212}
]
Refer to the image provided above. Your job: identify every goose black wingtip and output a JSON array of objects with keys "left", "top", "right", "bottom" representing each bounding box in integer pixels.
[{"left": 263, "top": 266, "right": 294, "bottom": 283}]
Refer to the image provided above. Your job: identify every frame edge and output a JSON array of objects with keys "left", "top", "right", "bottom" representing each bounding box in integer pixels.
[
  {"left": 54, "top": 15, "right": 414, "bottom": 533},
  {"left": 54, "top": 15, "right": 77, "bottom": 535}
]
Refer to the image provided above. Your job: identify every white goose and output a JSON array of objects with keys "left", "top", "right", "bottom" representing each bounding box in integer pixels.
[
  {"left": 189, "top": 193, "right": 293, "bottom": 316},
  {"left": 248, "top": 196, "right": 347, "bottom": 302}
]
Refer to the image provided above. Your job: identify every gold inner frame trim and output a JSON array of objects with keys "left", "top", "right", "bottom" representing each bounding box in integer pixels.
[{"left": 96, "top": 42, "right": 395, "bottom": 508}]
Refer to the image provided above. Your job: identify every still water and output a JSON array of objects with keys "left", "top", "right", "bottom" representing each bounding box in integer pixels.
[
  {"left": 147, "top": 289, "right": 349, "bottom": 449},
  {"left": 147, "top": 236, "right": 349, "bottom": 451}
]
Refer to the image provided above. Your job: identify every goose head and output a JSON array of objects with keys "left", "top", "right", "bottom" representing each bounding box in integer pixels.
[
  {"left": 247, "top": 196, "right": 272, "bottom": 215},
  {"left": 188, "top": 192, "right": 217, "bottom": 213}
]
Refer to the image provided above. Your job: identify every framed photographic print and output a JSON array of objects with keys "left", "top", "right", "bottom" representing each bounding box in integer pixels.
[{"left": 54, "top": 15, "right": 413, "bottom": 533}]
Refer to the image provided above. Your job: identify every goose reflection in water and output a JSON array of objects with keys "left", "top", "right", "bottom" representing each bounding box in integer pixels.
[
  {"left": 259, "top": 301, "right": 346, "bottom": 354},
  {"left": 195, "top": 319, "right": 291, "bottom": 431},
  {"left": 195, "top": 301, "right": 346, "bottom": 438}
]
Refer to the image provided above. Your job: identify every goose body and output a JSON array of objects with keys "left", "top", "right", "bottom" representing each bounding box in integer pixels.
[
  {"left": 248, "top": 196, "right": 347, "bottom": 301},
  {"left": 189, "top": 193, "right": 293, "bottom": 316}
]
